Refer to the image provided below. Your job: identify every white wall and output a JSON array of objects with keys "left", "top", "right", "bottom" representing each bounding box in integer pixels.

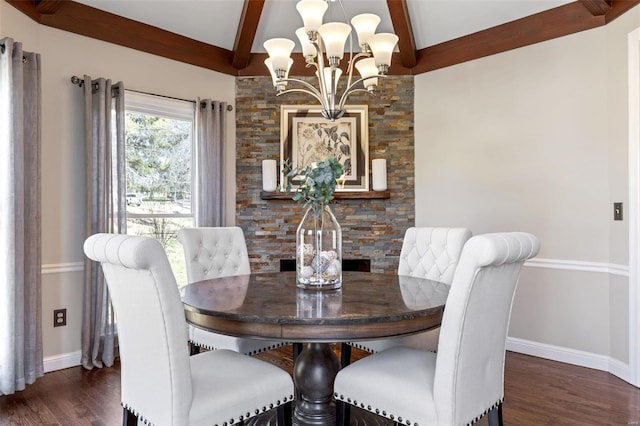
[
  {"left": 1, "top": 1, "right": 237, "bottom": 370},
  {"left": 415, "top": 7, "right": 640, "bottom": 379}
]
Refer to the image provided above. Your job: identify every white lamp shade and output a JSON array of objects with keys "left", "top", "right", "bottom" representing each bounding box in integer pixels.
[
  {"left": 263, "top": 38, "right": 295, "bottom": 71},
  {"left": 296, "top": 0, "right": 327, "bottom": 33},
  {"left": 355, "top": 57, "right": 378, "bottom": 89},
  {"left": 262, "top": 159, "right": 278, "bottom": 192},
  {"left": 355, "top": 57, "right": 378, "bottom": 78},
  {"left": 351, "top": 13, "right": 380, "bottom": 48},
  {"left": 317, "top": 22, "right": 352, "bottom": 60},
  {"left": 295, "top": 27, "right": 317, "bottom": 58},
  {"left": 368, "top": 33, "right": 399, "bottom": 67},
  {"left": 371, "top": 159, "right": 387, "bottom": 191}
]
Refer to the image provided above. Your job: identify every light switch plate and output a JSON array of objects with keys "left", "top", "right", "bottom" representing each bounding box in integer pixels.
[{"left": 614, "top": 202, "right": 623, "bottom": 221}]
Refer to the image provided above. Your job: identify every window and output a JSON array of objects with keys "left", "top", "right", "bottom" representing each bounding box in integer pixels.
[{"left": 124, "top": 91, "right": 194, "bottom": 286}]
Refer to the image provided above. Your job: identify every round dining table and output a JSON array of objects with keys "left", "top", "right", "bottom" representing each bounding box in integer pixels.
[{"left": 181, "top": 271, "right": 449, "bottom": 426}]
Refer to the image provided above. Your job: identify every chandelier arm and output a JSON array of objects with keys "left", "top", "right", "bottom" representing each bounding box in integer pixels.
[
  {"left": 337, "top": 74, "right": 388, "bottom": 111},
  {"left": 338, "top": 89, "right": 373, "bottom": 112},
  {"left": 277, "top": 77, "right": 324, "bottom": 99},
  {"left": 345, "top": 52, "right": 372, "bottom": 92},
  {"left": 276, "top": 87, "right": 328, "bottom": 108}
]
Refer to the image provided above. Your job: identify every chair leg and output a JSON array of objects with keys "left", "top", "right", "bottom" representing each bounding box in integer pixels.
[
  {"left": 487, "top": 404, "right": 503, "bottom": 426},
  {"left": 122, "top": 407, "right": 137, "bottom": 426},
  {"left": 189, "top": 342, "right": 200, "bottom": 355},
  {"left": 277, "top": 400, "right": 293, "bottom": 426},
  {"left": 340, "top": 343, "right": 352, "bottom": 368},
  {"left": 335, "top": 399, "right": 350, "bottom": 426}
]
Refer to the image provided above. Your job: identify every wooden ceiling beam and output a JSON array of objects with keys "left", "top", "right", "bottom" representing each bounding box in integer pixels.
[
  {"left": 35, "top": 0, "right": 65, "bottom": 15},
  {"left": 604, "top": 0, "right": 640, "bottom": 22},
  {"left": 6, "top": 0, "right": 238, "bottom": 75},
  {"left": 232, "top": 0, "right": 265, "bottom": 70},
  {"left": 412, "top": 0, "right": 639, "bottom": 74},
  {"left": 386, "top": 0, "right": 417, "bottom": 68},
  {"left": 579, "top": 0, "right": 612, "bottom": 16},
  {"left": 412, "top": 1, "right": 603, "bottom": 74},
  {"left": 6, "top": 0, "right": 40, "bottom": 21}
]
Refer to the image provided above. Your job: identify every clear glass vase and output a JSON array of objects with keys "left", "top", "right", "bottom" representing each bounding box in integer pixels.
[{"left": 296, "top": 204, "right": 342, "bottom": 290}]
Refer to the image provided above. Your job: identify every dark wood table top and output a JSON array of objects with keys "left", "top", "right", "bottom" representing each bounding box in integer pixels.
[{"left": 182, "top": 271, "right": 449, "bottom": 343}]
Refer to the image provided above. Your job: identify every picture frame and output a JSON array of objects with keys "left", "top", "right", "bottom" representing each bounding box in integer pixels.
[{"left": 280, "top": 104, "right": 369, "bottom": 191}]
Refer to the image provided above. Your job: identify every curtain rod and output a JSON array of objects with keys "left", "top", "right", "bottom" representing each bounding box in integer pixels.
[{"left": 70, "top": 75, "right": 233, "bottom": 111}]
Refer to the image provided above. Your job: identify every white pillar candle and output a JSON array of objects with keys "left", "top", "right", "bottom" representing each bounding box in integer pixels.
[
  {"left": 371, "top": 159, "right": 387, "bottom": 191},
  {"left": 262, "top": 159, "right": 277, "bottom": 192}
]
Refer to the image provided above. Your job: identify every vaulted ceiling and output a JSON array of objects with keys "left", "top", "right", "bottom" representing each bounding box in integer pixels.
[{"left": 7, "top": 0, "right": 639, "bottom": 77}]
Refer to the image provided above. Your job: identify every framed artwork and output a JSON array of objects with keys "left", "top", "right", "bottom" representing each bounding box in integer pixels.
[{"left": 280, "top": 104, "right": 369, "bottom": 191}]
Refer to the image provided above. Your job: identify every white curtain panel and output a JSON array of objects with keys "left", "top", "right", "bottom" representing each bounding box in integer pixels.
[
  {"left": 195, "top": 99, "right": 227, "bottom": 227},
  {"left": 80, "top": 75, "right": 125, "bottom": 369},
  {"left": 0, "top": 37, "right": 44, "bottom": 395}
]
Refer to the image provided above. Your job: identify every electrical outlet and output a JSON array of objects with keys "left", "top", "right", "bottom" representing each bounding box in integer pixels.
[
  {"left": 53, "top": 308, "right": 66, "bottom": 327},
  {"left": 614, "top": 202, "right": 623, "bottom": 221}
]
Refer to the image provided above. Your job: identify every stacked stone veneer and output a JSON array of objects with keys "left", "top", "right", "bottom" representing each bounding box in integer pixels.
[{"left": 235, "top": 76, "right": 415, "bottom": 274}]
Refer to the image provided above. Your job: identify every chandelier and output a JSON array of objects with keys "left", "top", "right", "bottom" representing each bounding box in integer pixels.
[{"left": 263, "top": 0, "right": 399, "bottom": 121}]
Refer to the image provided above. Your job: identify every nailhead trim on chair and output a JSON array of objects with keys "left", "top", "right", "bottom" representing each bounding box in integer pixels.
[
  {"left": 189, "top": 340, "right": 287, "bottom": 355},
  {"left": 344, "top": 341, "right": 438, "bottom": 354},
  {"left": 346, "top": 341, "right": 376, "bottom": 352},
  {"left": 468, "top": 398, "right": 504, "bottom": 425},
  {"left": 213, "top": 394, "right": 294, "bottom": 426},
  {"left": 334, "top": 393, "right": 418, "bottom": 426},
  {"left": 124, "top": 394, "right": 294, "bottom": 426},
  {"left": 122, "top": 403, "right": 148, "bottom": 425},
  {"left": 335, "top": 392, "right": 503, "bottom": 426}
]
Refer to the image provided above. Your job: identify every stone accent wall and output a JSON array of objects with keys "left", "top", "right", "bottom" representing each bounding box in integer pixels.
[{"left": 235, "top": 76, "right": 414, "bottom": 274}]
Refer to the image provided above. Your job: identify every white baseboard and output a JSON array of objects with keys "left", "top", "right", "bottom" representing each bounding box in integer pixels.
[
  {"left": 43, "top": 350, "right": 81, "bottom": 373},
  {"left": 507, "top": 337, "right": 632, "bottom": 384}
]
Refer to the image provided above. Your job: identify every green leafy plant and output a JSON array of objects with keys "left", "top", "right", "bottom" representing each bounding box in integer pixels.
[{"left": 285, "top": 157, "right": 344, "bottom": 209}]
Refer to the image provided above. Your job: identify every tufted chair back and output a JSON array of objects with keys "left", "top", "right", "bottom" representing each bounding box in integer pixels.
[
  {"left": 434, "top": 232, "right": 540, "bottom": 425},
  {"left": 177, "top": 227, "right": 251, "bottom": 282},
  {"left": 398, "top": 227, "right": 472, "bottom": 284},
  {"left": 83, "top": 233, "right": 192, "bottom": 425},
  {"left": 343, "top": 227, "right": 472, "bottom": 360}
]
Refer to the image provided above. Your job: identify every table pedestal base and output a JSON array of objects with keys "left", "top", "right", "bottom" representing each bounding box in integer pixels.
[{"left": 292, "top": 342, "right": 340, "bottom": 425}]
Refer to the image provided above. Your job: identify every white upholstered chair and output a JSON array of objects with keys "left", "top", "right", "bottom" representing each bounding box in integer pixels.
[
  {"left": 342, "top": 227, "right": 472, "bottom": 366},
  {"left": 177, "top": 227, "right": 285, "bottom": 355},
  {"left": 334, "top": 232, "right": 540, "bottom": 426},
  {"left": 83, "top": 233, "right": 294, "bottom": 426}
]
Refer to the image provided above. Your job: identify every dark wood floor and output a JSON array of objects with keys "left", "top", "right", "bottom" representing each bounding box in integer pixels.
[{"left": 1, "top": 346, "right": 639, "bottom": 425}]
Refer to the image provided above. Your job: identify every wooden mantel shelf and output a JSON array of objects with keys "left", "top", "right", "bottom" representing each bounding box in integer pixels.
[{"left": 260, "top": 190, "right": 390, "bottom": 200}]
